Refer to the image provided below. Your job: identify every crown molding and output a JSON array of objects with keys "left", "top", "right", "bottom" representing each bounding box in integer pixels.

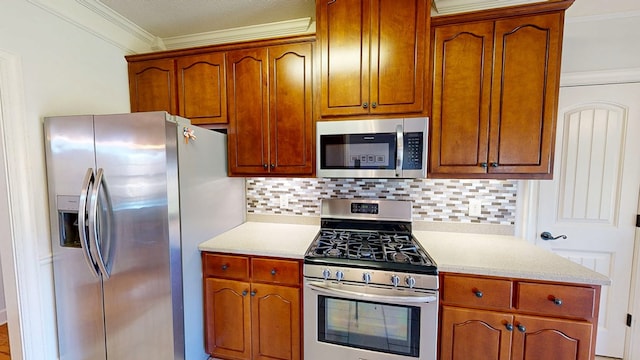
[
  {"left": 561, "top": 68, "right": 640, "bottom": 87},
  {"left": 27, "top": 0, "right": 162, "bottom": 54},
  {"left": 566, "top": 10, "right": 640, "bottom": 23},
  {"left": 432, "top": 0, "right": 539, "bottom": 15},
  {"left": 161, "top": 18, "right": 315, "bottom": 50}
]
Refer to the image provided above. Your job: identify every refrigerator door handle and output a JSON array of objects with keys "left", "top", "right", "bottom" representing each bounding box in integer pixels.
[
  {"left": 88, "top": 168, "right": 112, "bottom": 280},
  {"left": 78, "top": 168, "right": 100, "bottom": 278}
]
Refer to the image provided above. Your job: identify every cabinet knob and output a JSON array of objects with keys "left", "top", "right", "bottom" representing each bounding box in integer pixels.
[
  {"left": 490, "top": 162, "right": 499, "bottom": 167},
  {"left": 371, "top": 102, "right": 377, "bottom": 108},
  {"left": 250, "top": 290, "right": 257, "bottom": 297},
  {"left": 221, "top": 264, "right": 228, "bottom": 271},
  {"left": 517, "top": 324, "right": 526, "bottom": 333},
  {"left": 480, "top": 162, "right": 488, "bottom": 168},
  {"left": 505, "top": 323, "right": 514, "bottom": 331},
  {"left": 362, "top": 102, "right": 368, "bottom": 109},
  {"left": 263, "top": 164, "right": 268, "bottom": 170},
  {"left": 270, "top": 163, "right": 275, "bottom": 169},
  {"left": 242, "top": 290, "right": 248, "bottom": 296},
  {"left": 271, "top": 268, "right": 277, "bottom": 276},
  {"left": 549, "top": 296, "right": 563, "bottom": 306},
  {"left": 473, "top": 289, "right": 483, "bottom": 298}
]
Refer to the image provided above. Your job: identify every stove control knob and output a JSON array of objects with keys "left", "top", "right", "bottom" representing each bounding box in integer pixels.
[
  {"left": 406, "top": 276, "right": 417, "bottom": 288},
  {"left": 391, "top": 275, "right": 401, "bottom": 287},
  {"left": 363, "top": 272, "right": 372, "bottom": 284},
  {"left": 322, "top": 269, "right": 331, "bottom": 280},
  {"left": 335, "top": 270, "right": 345, "bottom": 282}
]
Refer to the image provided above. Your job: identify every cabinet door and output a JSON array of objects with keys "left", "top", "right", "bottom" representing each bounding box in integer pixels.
[
  {"left": 176, "top": 52, "right": 227, "bottom": 125},
  {"left": 128, "top": 58, "right": 176, "bottom": 114},
  {"left": 440, "top": 306, "right": 513, "bottom": 360},
  {"left": 370, "top": 0, "right": 428, "bottom": 114},
  {"left": 204, "top": 278, "right": 251, "bottom": 359},
  {"left": 268, "top": 43, "right": 314, "bottom": 175},
  {"left": 430, "top": 22, "right": 494, "bottom": 176},
  {"left": 511, "top": 315, "right": 593, "bottom": 360},
  {"left": 318, "top": 0, "right": 370, "bottom": 116},
  {"left": 251, "top": 283, "right": 301, "bottom": 360},
  {"left": 488, "top": 13, "right": 562, "bottom": 176},
  {"left": 227, "top": 48, "right": 269, "bottom": 175}
]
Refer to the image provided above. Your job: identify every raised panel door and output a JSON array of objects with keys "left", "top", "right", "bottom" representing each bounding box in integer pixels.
[
  {"left": 430, "top": 22, "right": 494, "bottom": 176},
  {"left": 370, "top": 0, "right": 428, "bottom": 114},
  {"left": 251, "top": 283, "right": 301, "bottom": 360},
  {"left": 488, "top": 13, "right": 562, "bottom": 177},
  {"left": 227, "top": 48, "right": 269, "bottom": 175},
  {"left": 440, "top": 306, "right": 513, "bottom": 360},
  {"left": 318, "top": 0, "right": 370, "bottom": 116},
  {"left": 204, "top": 278, "right": 251, "bottom": 360},
  {"left": 512, "top": 315, "right": 593, "bottom": 360},
  {"left": 177, "top": 52, "right": 227, "bottom": 125},
  {"left": 128, "top": 58, "right": 176, "bottom": 114},
  {"left": 268, "top": 43, "right": 314, "bottom": 175}
]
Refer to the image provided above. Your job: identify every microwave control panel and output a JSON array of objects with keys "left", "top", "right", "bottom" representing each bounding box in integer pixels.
[{"left": 403, "top": 132, "right": 424, "bottom": 170}]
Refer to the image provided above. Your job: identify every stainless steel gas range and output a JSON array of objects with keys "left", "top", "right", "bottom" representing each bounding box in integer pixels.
[{"left": 303, "top": 199, "right": 439, "bottom": 360}]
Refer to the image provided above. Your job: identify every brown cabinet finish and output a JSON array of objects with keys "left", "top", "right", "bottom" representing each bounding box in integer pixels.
[
  {"left": 128, "top": 58, "right": 177, "bottom": 114},
  {"left": 202, "top": 253, "right": 302, "bottom": 360},
  {"left": 430, "top": 9, "right": 567, "bottom": 179},
  {"left": 176, "top": 52, "right": 227, "bottom": 125},
  {"left": 318, "top": 0, "right": 429, "bottom": 117},
  {"left": 439, "top": 273, "right": 599, "bottom": 360},
  {"left": 227, "top": 42, "right": 313, "bottom": 176}
]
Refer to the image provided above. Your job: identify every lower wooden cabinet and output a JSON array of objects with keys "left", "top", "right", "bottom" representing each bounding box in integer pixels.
[
  {"left": 439, "top": 273, "right": 600, "bottom": 360},
  {"left": 202, "top": 253, "right": 302, "bottom": 360}
]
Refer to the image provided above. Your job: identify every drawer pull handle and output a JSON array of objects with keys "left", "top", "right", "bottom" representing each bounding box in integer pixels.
[
  {"left": 271, "top": 268, "right": 277, "bottom": 276},
  {"left": 221, "top": 264, "right": 228, "bottom": 271},
  {"left": 550, "top": 296, "right": 563, "bottom": 306},
  {"left": 242, "top": 290, "right": 248, "bottom": 296},
  {"left": 505, "top": 323, "right": 514, "bottom": 331},
  {"left": 517, "top": 324, "right": 526, "bottom": 333},
  {"left": 473, "top": 289, "right": 483, "bottom": 298}
]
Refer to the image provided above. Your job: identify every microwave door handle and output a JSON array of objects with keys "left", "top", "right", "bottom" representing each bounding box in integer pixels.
[
  {"left": 396, "top": 125, "right": 403, "bottom": 177},
  {"left": 79, "top": 168, "right": 100, "bottom": 278}
]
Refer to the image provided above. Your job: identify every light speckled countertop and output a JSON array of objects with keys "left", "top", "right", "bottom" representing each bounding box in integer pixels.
[{"left": 198, "top": 221, "right": 610, "bottom": 286}]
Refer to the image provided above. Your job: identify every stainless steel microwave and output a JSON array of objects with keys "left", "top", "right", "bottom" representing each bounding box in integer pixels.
[{"left": 316, "top": 117, "right": 428, "bottom": 178}]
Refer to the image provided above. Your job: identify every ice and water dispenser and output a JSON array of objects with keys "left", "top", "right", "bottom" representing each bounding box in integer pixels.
[{"left": 57, "top": 195, "right": 81, "bottom": 248}]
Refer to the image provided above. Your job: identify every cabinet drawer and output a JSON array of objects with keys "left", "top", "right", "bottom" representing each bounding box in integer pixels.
[
  {"left": 252, "top": 258, "right": 300, "bottom": 286},
  {"left": 202, "top": 253, "right": 249, "bottom": 280},
  {"left": 517, "top": 282, "right": 597, "bottom": 320},
  {"left": 442, "top": 275, "right": 513, "bottom": 310}
]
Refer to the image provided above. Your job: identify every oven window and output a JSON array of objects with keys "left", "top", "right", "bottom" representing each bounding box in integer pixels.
[
  {"left": 320, "top": 134, "right": 396, "bottom": 169},
  {"left": 317, "top": 295, "right": 420, "bottom": 357}
]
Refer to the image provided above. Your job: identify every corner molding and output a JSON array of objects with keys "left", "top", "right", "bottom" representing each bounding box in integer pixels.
[
  {"left": 161, "top": 18, "right": 315, "bottom": 50},
  {"left": 27, "top": 0, "right": 162, "bottom": 53},
  {"left": 560, "top": 68, "right": 640, "bottom": 87}
]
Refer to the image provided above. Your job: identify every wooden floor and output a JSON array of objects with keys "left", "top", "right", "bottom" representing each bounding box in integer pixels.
[{"left": 0, "top": 323, "right": 9, "bottom": 360}]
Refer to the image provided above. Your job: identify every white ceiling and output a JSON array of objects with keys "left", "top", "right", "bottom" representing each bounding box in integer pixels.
[{"left": 98, "top": 0, "right": 640, "bottom": 39}]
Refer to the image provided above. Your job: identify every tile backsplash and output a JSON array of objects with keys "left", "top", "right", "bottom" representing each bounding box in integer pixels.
[{"left": 246, "top": 178, "right": 518, "bottom": 225}]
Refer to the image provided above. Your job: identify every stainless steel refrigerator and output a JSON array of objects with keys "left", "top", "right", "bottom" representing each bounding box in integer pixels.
[{"left": 44, "top": 112, "right": 245, "bottom": 360}]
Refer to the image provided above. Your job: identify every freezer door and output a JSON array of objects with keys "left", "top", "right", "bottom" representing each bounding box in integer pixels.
[
  {"left": 44, "top": 115, "right": 107, "bottom": 360},
  {"left": 93, "top": 112, "right": 180, "bottom": 360}
]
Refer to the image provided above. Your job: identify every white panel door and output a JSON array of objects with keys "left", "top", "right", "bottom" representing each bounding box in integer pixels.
[{"left": 536, "top": 83, "right": 640, "bottom": 358}]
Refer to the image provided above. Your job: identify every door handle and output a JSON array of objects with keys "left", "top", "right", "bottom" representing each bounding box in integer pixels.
[
  {"left": 88, "top": 168, "right": 113, "bottom": 279},
  {"left": 79, "top": 168, "right": 100, "bottom": 278},
  {"left": 540, "top": 231, "right": 567, "bottom": 241}
]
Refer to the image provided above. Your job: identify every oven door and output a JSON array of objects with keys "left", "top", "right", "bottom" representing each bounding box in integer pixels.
[{"left": 304, "top": 279, "right": 438, "bottom": 360}]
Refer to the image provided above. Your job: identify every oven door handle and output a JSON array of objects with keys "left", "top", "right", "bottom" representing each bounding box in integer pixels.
[{"left": 306, "top": 282, "right": 437, "bottom": 304}]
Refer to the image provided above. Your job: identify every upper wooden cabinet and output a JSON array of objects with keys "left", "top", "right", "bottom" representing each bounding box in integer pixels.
[
  {"left": 317, "top": 0, "right": 429, "bottom": 117},
  {"left": 176, "top": 53, "right": 227, "bottom": 125},
  {"left": 226, "top": 41, "right": 314, "bottom": 176},
  {"left": 127, "top": 52, "right": 227, "bottom": 125},
  {"left": 430, "top": 2, "right": 572, "bottom": 179},
  {"left": 128, "top": 58, "right": 177, "bottom": 115}
]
